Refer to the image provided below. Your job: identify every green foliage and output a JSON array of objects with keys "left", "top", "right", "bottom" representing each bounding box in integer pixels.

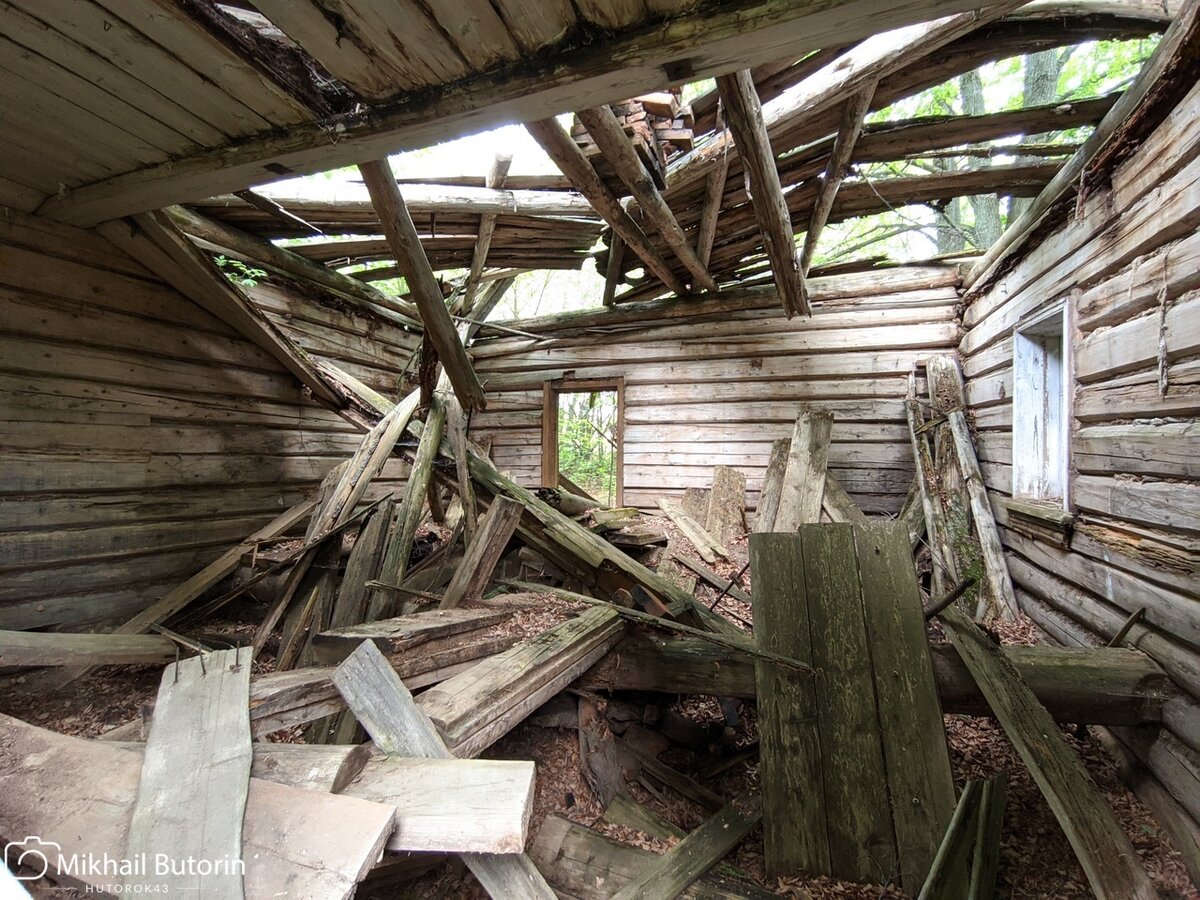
[
  {"left": 213, "top": 255, "right": 267, "bottom": 287},
  {"left": 557, "top": 391, "right": 617, "bottom": 505}
]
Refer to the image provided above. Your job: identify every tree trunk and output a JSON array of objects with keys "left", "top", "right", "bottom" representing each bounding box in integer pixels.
[{"left": 958, "top": 70, "right": 1003, "bottom": 248}]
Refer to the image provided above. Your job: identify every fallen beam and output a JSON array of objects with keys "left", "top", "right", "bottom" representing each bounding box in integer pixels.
[
  {"left": 0, "top": 629, "right": 176, "bottom": 667},
  {"left": 312, "top": 608, "right": 514, "bottom": 664}
]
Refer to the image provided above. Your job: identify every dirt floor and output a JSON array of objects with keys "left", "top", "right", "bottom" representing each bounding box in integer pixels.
[{"left": 1, "top": 517, "right": 1196, "bottom": 899}]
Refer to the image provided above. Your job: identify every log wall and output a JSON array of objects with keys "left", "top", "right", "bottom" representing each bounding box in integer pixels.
[
  {"left": 960, "top": 79, "right": 1200, "bottom": 834},
  {"left": 471, "top": 266, "right": 962, "bottom": 515},
  {"left": 0, "top": 212, "right": 410, "bottom": 631}
]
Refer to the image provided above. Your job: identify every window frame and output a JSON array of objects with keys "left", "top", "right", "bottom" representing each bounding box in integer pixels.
[
  {"left": 1011, "top": 300, "right": 1071, "bottom": 510},
  {"left": 541, "top": 376, "right": 625, "bottom": 506}
]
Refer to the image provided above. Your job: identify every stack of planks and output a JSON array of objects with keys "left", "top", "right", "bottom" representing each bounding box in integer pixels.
[{"left": 570, "top": 92, "right": 694, "bottom": 193}]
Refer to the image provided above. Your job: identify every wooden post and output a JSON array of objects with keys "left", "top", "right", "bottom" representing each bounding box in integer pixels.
[
  {"left": 715, "top": 69, "right": 808, "bottom": 316},
  {"left": 694, "top": 105, "right": 729, "bottom": 270},
  {"left": 946, "top": 411, "right": 1020, "bottom": 620},
  {"left": 440, "top": 496, "right": 523, "bottom": 608},
  {"left": 656, "top": 498, "right": 728, "bottom": 563},
  {"left": 602, "top": 233, "right": 625, "bottom": 306},
  {"left": 935, "top": 604, "right": 1157, "bottom": 899},
  {"left": 359, "top": 158, "right": 487, "bottom": 411},
  {"left": 753, "top": 438, "right": 790, "bottom": 532},
  {"left": 525, "top": 117, "right": 688, "bottom": 296},
  {"left": 461, "top": 153, "right": 513, "bottom": 311},
  {"left": 704, "top": 465, "right": 747, "bottom": 546},
  {"left": 332, "top": 641, "right": 557, "bottom": 899},
  {"left": 801, "top": 82, "right": 875, "bottom": 273},
  {"left": 774, "top": 410, "right": 832, "bottom": 530},
  {"left": 577, "top": 105, "right": 716, "bottom": 292}
]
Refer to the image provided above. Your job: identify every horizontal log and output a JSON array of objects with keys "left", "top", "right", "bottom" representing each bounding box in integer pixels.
[{"left": 578, "top": 632, "right": 1170, "bottom": 725}]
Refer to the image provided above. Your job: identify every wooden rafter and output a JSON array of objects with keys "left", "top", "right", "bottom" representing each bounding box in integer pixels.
[
  {"left": 716, "top": 70, "right": 808, "bottom": 317},
  {"left": 576, "top": 105, "right": 717, "bottom": 292},
  {"left": 801, "top": 81, "right": 876, "bottom": 273},
  {"left": 95, "top": 211, "right": 342, "bottom": 407},
  {"left": 525, "top": 117, "right": 688, "bottom": 296},
  {"left": 602, "top": 234, "right": 626, "bottom": 307},
  {"left": 359, "top": 158, "right": 487, "bottom": 412},
  {"left": 460, "top": 153, "right": 513, "bottom": 311},
  {"left": 694, "top": 105, "right": 730, "bottom": 270}
]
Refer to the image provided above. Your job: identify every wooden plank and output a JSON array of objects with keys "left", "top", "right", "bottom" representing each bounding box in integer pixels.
[
  {"left": 329, "top": 497, "right": 393, "bottom": 629},
  {"left": 704, "top": 465, "right": 746, "bottom": 547},
  {"left": 313, "top": 608, "right": 513, "bottom": 663},
  {"left": 774, "top": 410, "right": 833, "bottom": 530},
  {"left": 461, "top": 153, "right": 513, "bottom": 311},
  {"left": 821, "top": 471, "right": 867, "bottom": 523},
  {"left": 968, "top": 773, "right": 1007, "bottom": 900},
  {"left": 526, "top": 117, "right": 688, "bottom": 296},
  {"left": 609, "top": 792, "right": 764, "bottom": 900},
  {"left": 669, "top": 553, "right": 752, "bottom": 604},
  {"left": 418, "top": 607, "right": 626, "bottom": 757},
  {"left": 0, "top": 713, "right": 394, "bottom": 899},
  {"left": 854, "top": 523, "right": 957, "bottom": 892},
  {"left": 750, "top": 533, "right": 828, "bottom": 877},
  {"left": 657, "top": 498, "right": 728, "bottom": 563},
  {"left": 752, "top": 438, "right": 791, "bottom": 532},
  {"left": 331, "top": 640, "right": 556, "bottom": 899},
  {"left": 577, "top": 104, "right": 717, "bottom": 292},
  {"left": 716, "top": 68, "right": 808, "bottom": 316},
  {"left": 946, "top": 411, "right": 1020, "bottom": 619},
  {"left": 359, "top": 158, "right": 486, "bottom": 411},
  {"left": 440, "top": 496, "right": 524, "bottom": 608},
  {"left": 0, "top": 629, "right": 175, "bottom": 667},
  {"left": 935, "top": 604, "right": 1157, "bottom": 899},
  {"left": 801, "top": 525, "right": 895, "bottom": 882},
  {"left": 603, "top": 233, "right": 626, "bottom": 306},
  {"left": 126, "top": 648, "right": 253, "bottom": 897},
  {"left": 919, "top": 780, "right": 981, "bottom": 900}
]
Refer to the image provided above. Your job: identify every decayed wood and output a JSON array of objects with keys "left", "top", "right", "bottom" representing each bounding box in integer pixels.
[
  {"left": 360, "top": 158, "right": 486, "bottom": 411},
  {"left": 657, "top": 499, "right": 728, "bottom": 564},
  {"left": 906, "top": 377, "right": 959, "bottom": 597},
  {"left": 801, "top": 82, "right": 876, "bottom": 273},
  {"left": 418, "top": 607, "right": 625, "bottom": 757},
  {"left": 0, "top": 629, "right": 175, "bottom": 667},
  {"left": 446, "top": 392, "right": 480, "bottom": 542},
  {"left": 609, "top": 792, "right": 764, "bottom": 900},
  {"left": 704, "top": 465, "right": 747, "bottom": 547},
  {"left": 753, "top": 438, "right": 791, "bottom": 532},
  {"left": 603, "top": 233, "right": 625, "bottom": 306},
  {"left": 716, "top": 69, "right": 808, "bottom": 317},
  {"left": 0, "top": 713, "right": 394, "bottom": 899},
  {"left": 774, "top": 410, "right": 833, "bottom": 530},
  {"left": 578, "top": 694, "right": 625, "bottom": 806},
  {"left": 577, "top": 105, "right": 716, "bottom": 292},
  {"left": 669, "top": 553, "right": 752, "bottom": 604},
  {"left": 821, "top": 471, "right": 867, "bottom": 523},
  {"left": 461, "top": 153, "right": 513, "bottom": 311},
  {"left": 695, "top": 115, "right": 730, "bottom": 270},
  {"left": 935, "top": 604, "right": 1157, "bottom": 899},
  {"left": 525, "top": 117, "right": 688, "bottom": 297},
  {"left": 855, "top": 523, "right": 957, "bottom": 891},
  {"left": 968, "top": 773, "right": 1007, "bottom": 900},
  {"left": 313, "top": 607, "right": 512, "bottom": 664},
  {"left": 918, "top": 780, "right": 980, "bottom": 900},
  {"left": 440, "top": 496, "right": 525, "bottom": 608},
  {"left": 96, "top": 211, "right": 342, "bottom": 407},
  {"left": 126, "top": 649, "right": 253, "bottom": 897},
  {"left": 329, "top": 498, "right": 393, "bottom": 630},
  {"left": 946, "top": 411, "right": 1020, "bottom": 619},
  {"left": 332, "top": 641, "right": 556, "bottom": 898}
]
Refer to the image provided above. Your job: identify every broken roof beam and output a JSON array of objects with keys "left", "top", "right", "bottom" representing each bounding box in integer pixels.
[
  {"left": 576, "top": 105, "right": 717, "bottom": 293},
  {"left": 460, "top": 154, "right": 513, "bottom": 312},
  {"left": 526, "top": 117, "right": 689, "bottom": 297},
  {"left": 800, "top": 82, "right": 876, "bottom": 274},
  {"left": 359, "top": 158, "right": 487, "bottom": 412},
  {"left": 716, "top": 69, "right": 808, "bottom": 316}
]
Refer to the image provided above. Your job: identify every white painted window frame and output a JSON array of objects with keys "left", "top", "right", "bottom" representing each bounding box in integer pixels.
[{"left": 1012, "top": 300, "right": 1071, "bottom": 510}]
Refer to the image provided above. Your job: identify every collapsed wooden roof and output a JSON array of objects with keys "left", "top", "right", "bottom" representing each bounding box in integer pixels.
[{"left": 141, "top": 1, "right": 1179, "bottom": 312}]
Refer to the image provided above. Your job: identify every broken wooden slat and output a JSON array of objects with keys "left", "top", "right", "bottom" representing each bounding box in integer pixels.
[
  {"left": 126, "top": 648, "right": 254, "bottom": 897},
  {"left": 440, "top": 496, "right": 523, "bottom": 608},
  {"left": 332, "top": 640, "right": 556, "bottom": 898},
  {"left": 919, "top": 780, "right": 981, "bottom": 900},
  {"left": 0, "top": 629, "right": 175, "bottom": 667},
  {"left": 935, "top": 604, "right": 1157, "bottom": 899},
  {"left": 579, "top": 694, "right": 625, "bottom": 806},
  {"left": 312, "top": 608, "right": 513, "bottom": 664},
  {"left": 359, "top": 158, "right": 486, "bottom": 411},
  {"left": 855, "top": 523, "right": 957, "bottom": 891},
  {"left": 0, "top": 713, "right": 395, "bottom": 899},
  {"left": 704, "top": 465, "right": 747, "bottom": 547},
  {"left": 716, "top": 69, "right": 808, "bottom": 317},
  {"left": 946, "top": 410, "right": 1020, "bottom": 619},
  {"left": 329, "top": 498, "right": 394, "bottom": 630},
  {"left": 609, "top": 791, "right": 763, "bottom": 900},
  {"left": 752, "top": 438, "right": 791, "bottom": 533},
  {"left": 968, "top": 773, "right": 1007, "bottom": 900},
  {"left": 669, "top": 553, "right": 752, "bottom": 604},
  {"left": 821, "top": 471, "right": 867, "bottom": 524},
  {"left": 418, "top": 607, "right": 625, "bottom": 758},
  {"left": 906, "top": 375, "right": 960, "bottom": 597},
  {"left": 461, "top": 153, "right": 513, "bottom": 311},
  {"left": 656, "top": 498, "right": 728, "bottom": 563},
  {"left": 774, "top": 410, "right": 833, "bottom": 530}
]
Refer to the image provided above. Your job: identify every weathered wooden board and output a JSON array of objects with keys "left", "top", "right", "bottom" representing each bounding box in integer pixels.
[
  {"left": 126, "top": 648, "right": 253, "bottom": 897},
  {"left": 440, "top": 496, "right": 524, "bottom": 608},
  {"left": 704, "top": 466, "right": 747, "bottom": 546},
  {"left": 774, "top": 411, "right": 834, "bottom": 530},
  {"left": 0, "top": 629, "right": 175, "bottom": 667},
  {"left": 312, "top": 607, "right": 513, "bottom": 662}
]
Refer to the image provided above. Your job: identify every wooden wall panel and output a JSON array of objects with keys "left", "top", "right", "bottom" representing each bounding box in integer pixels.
[
  {"left": 0, "top": 212, "right": 409, "bottom": 630},
  {"left": 472, "top": 267, "right": 961, "bottom": 515},
  {"left": 959, "top": 79, "right": 1200, "bottom": 835}
]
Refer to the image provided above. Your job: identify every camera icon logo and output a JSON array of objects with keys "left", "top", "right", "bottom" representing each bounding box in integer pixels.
[{"left": 4, "top": 837, "right": 61, "bottom": 880}]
